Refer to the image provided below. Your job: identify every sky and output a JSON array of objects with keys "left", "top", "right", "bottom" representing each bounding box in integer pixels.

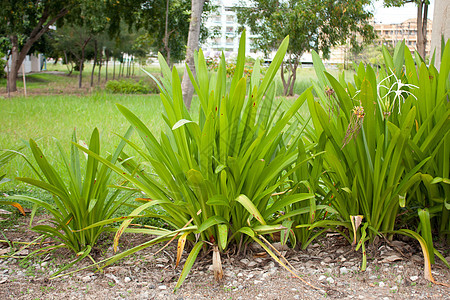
[{"left": 371, "top": 0, "right": 435, "bottom": 24}]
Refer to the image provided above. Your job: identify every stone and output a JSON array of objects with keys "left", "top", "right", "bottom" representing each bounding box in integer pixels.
[
  {"left": 390, "top": 285, "right": 398, "bottom": 292},
  {"left": 339, "top": 267, "right": 349, "bottom": 275},
  {"left": 124, "top": 277, "right": 131, "bottom": 283},
  {"left": 318, "top": 275, "right": 326, "bottom": 281},
  {"left": 158, "top": 285, "right": 167, "bottom": 290},
  {"left": 81, "top": 276, "right": 92, "bottom": 282},
  {"left": 410, "top": 275, "right": 419, "bottom": 281},
  {"left": 240, "top": 259, "right": 250, "bottom": 265},
  {"left": 322, "top": 257, "right": 332, "bottom": 263},
  {"left": 248, "top": 261, "right": 258, "bottom": 267},
  {"left": 326, "top": 277, "right": 335, "bottom": 284},
  {"left": 378, "top": 281, "right": 385, "bottom": 287}
]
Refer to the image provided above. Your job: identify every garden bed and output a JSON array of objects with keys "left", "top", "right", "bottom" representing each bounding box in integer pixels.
[{"left": 0, "top": 214, "right": 449, "bottom": 300}]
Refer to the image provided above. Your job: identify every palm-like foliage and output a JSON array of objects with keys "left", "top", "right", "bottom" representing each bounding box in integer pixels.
[
  {"left": 9, "top": 128, "right": 134, "bottom": 274},
  {"left": 75, "top": 32, "right": 321, "bottom": 289},
  {"left": 307, "top": 40, "right": 450, "bottom": 275}
]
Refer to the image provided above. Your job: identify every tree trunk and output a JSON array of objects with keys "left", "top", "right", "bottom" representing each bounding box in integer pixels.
[
  {"left": 7, "top": 35, "right": 19, "bottom": 93},
  {"left": 416, "top": 1, "right": 429, "bottom": 59},
  {"left": 113, "top": 58, "right": 116, "bottom": 80},
  {"left": 63, "top": 51, "right": 73, "bottom": 75},
  {"left": 181, "top": 0, "right": 206, "bottom": 110},
  {"left": 79, "top": 57, "right": 84, "bottom": 89},
  {"left": 98, "top": 58, "right": 102, "bottom": 84},
  {"left": 280, "top": 57, "right": 299, "bottom": 96},
  {"left": 78, "top": 37, "right": 92, "bottom": 89},
  {"left": 430, "top": 0, "right": 450, "bottom": 69},
  {"left": 91, "top": 40, "right": 98, "bottom": 88},
  {"left": 6, "top": 7, "right": 68, "bottom": 92},
  {"left": 164, "top": 0, "right": 172, "bottom": 66},
  {"left": 289, "top": 60, "right": 298, "bottom": 96},
  {"left": 105, "top": 53, "right": 109, "bottom": 82}
]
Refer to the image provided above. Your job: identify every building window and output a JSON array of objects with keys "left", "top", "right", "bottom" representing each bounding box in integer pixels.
[{"left": 226, "top": 26, "right": 234, "bottom": 34}]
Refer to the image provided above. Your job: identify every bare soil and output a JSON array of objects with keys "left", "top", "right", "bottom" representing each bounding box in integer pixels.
[{"left": 0, "top": 214, "right": 449, "bottom": 300}]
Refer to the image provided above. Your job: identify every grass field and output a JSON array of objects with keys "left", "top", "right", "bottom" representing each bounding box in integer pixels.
[
  {"left": 0, "top": 93, "right": 165, "bottom": 190},
  {"left": 0, "top": 61, "right": 347, "bottom": 192}
]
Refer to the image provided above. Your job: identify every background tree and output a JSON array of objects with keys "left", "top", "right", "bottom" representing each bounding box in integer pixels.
[
  {"left": 0, "top": 0, "right": 76, "bottom": 92},
  {"left": 430, "top": 0, "right": 449, "bottom": 69},
  {"left": 236, "top": 0, "right": 375, "bottom": 96},
  {"left": 383, "top": 1, "right": 430, "bottom": 59},
  {"left": 135, "top": 0, "right": 191, "bottom": 67},
  {"left": 181, "top": 0, "right": 207, "bottom": 109}
]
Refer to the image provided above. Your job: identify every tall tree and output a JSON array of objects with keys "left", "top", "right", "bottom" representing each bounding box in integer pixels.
[
  {"left": 236, "top": 0, "right": 375, "bottom": 96},
  {"left": 430, "top": 0, "right": 450, "bottom": 69},
  {"left": 0, "top": 0, "right": 76, "bottom": 93},
  {"left": 181, "top": 0, "right": 206, "bottom": 109},
  {"left": 384, "top": 1, "right": 430, "bottom": 59}
]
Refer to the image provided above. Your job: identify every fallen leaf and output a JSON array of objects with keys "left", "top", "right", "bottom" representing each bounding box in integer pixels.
[
  {"left": 0, "top": 248, "right": 10, "bottom": 255},
  {"left": 381, "top": 255, "right": 403, "bottom": 263}
]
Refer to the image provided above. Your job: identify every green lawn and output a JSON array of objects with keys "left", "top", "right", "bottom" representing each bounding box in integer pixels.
[{"left": 0, "top": 93, "right": 165, "bottom": 190}]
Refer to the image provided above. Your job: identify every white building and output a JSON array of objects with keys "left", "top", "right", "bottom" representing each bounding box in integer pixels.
[
  {"left": 5, "top": 54, "right": 45, "bottom": 74},
  {"left": 202, "top": 0, "right": 261, "bottom": 59}
]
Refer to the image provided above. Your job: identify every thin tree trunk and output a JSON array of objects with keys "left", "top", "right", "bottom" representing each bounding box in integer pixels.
[
  {"left": 77, "top": 37, "right": 92, "bottom": 89},
  {"left": 288, "top": 60, "right": 298, "bottom": 96},
  {"left": 164, "top": 0, "right": 172, "bottom": 65},
  {"left": 181, "top": 0, "right": 206, "bottom": 110},
  {"left": 113, "top": 58, "right": 116, "bottom": 80},
  {"left": 79, "top": 57, "right": 84, "bottom": 89},
  {"left": 416, "top": 1, "right": 428, "bottom": 59},
  {"left": 105, "top": 53, "right": 109, "bottom": 82},
  {"left": 90, "top": 40, "right": 98, "bottom": 87},
  {"left": 422, "top": 3, "right": 428, "bottom": 58},
  {"left": 98, "top": 58, "right": 102, "bottom": 84},
  {"left": 118, "top": 60, "right": 121, "bottom": 79},
  {"left": 280, "top": 61, "right": 288, "bottom": 95},
  {"left": 63, "top": 51, "right": 73, "bottom": 75}
]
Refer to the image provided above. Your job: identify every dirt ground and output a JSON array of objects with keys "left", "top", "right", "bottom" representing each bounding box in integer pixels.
[{"left": 0, "top": 213, "right": 449, "bottom": 300}]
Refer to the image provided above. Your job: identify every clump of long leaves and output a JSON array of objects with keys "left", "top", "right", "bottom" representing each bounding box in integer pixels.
[
  {"left": 75, "top": 32, "right": 321, "bottom": 290},
  {"left": 307, "top": 40, "right": 450, "bottom": 280},
  {"left": 9, "top": 128, "right": 135, "bottom": 275},
  {"left": 0, "top": 145, "right": 27, "bottom": 215}
]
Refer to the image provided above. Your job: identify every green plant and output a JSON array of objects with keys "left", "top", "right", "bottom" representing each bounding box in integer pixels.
[
  {"left": 105, "top": 79, "right": 156, "bottom": 94},
  {"left": 307, "top": 40, "right": 450, "bottom": 280},
  {"left": 75, "top": 32, "right": 319, "bottom": 290},
  {"left": 0, "top": 146, "right": 27, "bottom": 215},
  {"left": 9, "top": 128, "right": 135, "bottom": 275}
]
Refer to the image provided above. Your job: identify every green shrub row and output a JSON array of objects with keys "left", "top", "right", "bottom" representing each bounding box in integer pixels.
[{"left": 105, "top": 79, "right": 157, "bottom": 94}]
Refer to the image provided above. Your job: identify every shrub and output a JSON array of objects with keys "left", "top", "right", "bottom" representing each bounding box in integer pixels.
[
  {"left": 307, "top": 40, "right": 450, "bottom": 274},
  {"left": 105, "top": 79, "right": 156, "bottom": 94},
  {"left": 76, "top": 32, "right": 320, "bottom": 289},
  {"left": 10, "top": 128, "right": 135, "bottom": 275}
]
